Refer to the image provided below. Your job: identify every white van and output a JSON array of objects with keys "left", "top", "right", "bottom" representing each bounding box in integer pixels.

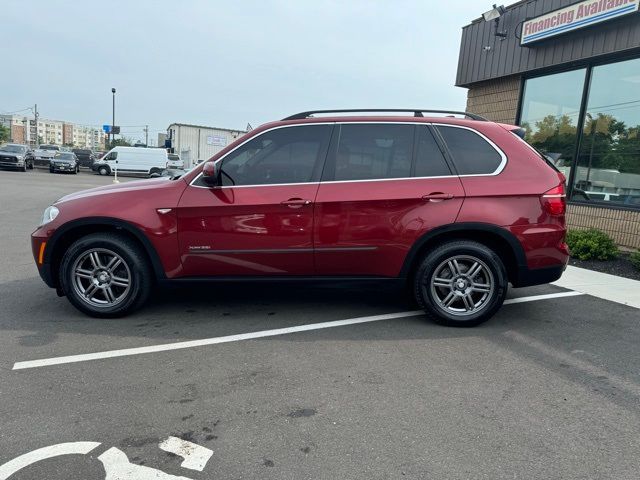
[{"left": 93, "top": 146, "right": 168, "bottom": 176}]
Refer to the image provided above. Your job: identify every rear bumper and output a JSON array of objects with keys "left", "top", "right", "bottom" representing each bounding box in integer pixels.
[{"left": 512, "top": 263, "right": 566, "bottom": 288}]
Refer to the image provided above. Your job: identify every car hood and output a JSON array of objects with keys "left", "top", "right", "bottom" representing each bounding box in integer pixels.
[{"left": 56, "top": 177, "right": 184, "bottom": 205}]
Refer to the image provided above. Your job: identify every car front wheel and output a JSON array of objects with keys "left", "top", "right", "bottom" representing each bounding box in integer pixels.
[
  {"left": 98, "top": 166, "right": 110, "bottom": 176},
  {"left": 59, "top": 233, "right": 153, "bottom": 317},
  {"left": 413, "top": 240, "right": 507, "bottom": 327}
]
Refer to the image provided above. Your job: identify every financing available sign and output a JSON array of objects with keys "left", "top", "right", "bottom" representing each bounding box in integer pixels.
[{"left": 521, "top": 0, "right": 640, "bottom": 45}]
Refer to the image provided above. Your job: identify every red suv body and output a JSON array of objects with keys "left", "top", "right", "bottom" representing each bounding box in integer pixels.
[{"left": 32, "top": 110, "right": 569, "bottom": 326}]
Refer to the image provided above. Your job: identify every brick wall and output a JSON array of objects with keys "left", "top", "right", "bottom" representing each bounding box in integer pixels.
[
  {"left": 464, "top": 75, "right": 521, "bottom": 124},
  {"left": 567, "top": 204, "right": 640, "bottom": 249},
  {"left": 10, "top": 124, "right": 25, "bottom": 144}
]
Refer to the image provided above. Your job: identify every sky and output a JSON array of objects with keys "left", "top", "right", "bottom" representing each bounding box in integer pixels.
[{"left": 1, "top": 0, "right": 491, "bottom": 144}]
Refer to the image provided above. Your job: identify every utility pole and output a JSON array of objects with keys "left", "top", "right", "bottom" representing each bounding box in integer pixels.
[
  {"left": 34, "top": 104, "right": 39, "bottom": 146},
  {"left": 144, "top": 125, "right": 148, "bottom": 147}
]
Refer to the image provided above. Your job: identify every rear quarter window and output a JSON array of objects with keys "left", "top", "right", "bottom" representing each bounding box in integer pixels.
[{"left": 436, "top": 125, "right": 504, "bottom": 175}]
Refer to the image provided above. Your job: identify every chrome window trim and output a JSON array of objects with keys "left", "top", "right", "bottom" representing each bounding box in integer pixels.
[
  {"left": 431, "top": 123, "right": 507, "bottom": 177},
  {"left": 189, "top": 121, "right": 507, "bottom": 189}
]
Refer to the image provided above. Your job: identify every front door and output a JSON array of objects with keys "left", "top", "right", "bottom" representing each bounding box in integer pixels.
[{"left": 177, "top": 124, "right": 332, "bottom": 276}]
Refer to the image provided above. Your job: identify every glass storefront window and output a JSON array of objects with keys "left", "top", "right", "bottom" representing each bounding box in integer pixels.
[
  {"left": 519, "top": 69, "right": 586, "bottom": 183},
  {"left": 573, "top": 58, "right": 640, "bottom": 207}
]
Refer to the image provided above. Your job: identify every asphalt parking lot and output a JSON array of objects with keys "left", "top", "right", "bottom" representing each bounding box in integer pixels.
[{"left": 1, "top": 168, "right": 640, "bottom": 479}]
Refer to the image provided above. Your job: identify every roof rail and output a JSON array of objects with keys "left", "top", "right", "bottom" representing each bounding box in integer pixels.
[{"left": 282, "top": 109, "right": 488, "bottom": 121}]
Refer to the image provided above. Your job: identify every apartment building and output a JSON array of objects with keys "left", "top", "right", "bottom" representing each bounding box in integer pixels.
[{"left": 0, "top": 114, "right": 105, "bottom": 149}]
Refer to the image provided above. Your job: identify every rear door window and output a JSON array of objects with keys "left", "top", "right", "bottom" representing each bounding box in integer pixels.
[
  {"left": 326, "top": 124, "right": 413, "bottom": 181},
  {"left": 436, "top": 125, "right": 504, "bottom": 175},
  {"left": 414, "top": 127, "right": 452, "bottom": 177}
]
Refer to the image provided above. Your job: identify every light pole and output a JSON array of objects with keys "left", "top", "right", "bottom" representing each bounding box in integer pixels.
[{"left": 111, "top": 88, "right": 116, "bottom": 147}]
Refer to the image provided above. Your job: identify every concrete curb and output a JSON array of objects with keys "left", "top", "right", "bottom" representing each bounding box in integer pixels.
[{"left": 552, "top": 265, "right": 640, "bottom": 309}]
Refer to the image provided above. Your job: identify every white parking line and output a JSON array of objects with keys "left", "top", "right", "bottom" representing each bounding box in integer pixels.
[{"left": 12, "top": 291, "right": 583, "bottom": 371}]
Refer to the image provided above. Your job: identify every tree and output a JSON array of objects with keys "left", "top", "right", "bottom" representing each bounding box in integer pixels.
[
  {"left": 107, "top": 137, "right": 133, "bottom": 149},
  {"left": 0, "top": 124, "right": 9, "bottom": 143}
]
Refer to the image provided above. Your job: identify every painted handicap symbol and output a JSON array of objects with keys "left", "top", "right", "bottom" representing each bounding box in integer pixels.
[{"left": 0, "top": 437, "right": 213, "bottom": 480}]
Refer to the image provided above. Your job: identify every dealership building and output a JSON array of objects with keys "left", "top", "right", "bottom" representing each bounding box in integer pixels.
[{"left": 457, "top": 0, "right": 640, "bottom": 248}]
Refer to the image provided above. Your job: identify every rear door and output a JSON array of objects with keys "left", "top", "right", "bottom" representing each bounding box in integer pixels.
[
  {"left": 313, "top": 123, "right": 465, "bottom": 277},
  {"left": 177, "top": 124, "right": 332, "bottom": 276}
]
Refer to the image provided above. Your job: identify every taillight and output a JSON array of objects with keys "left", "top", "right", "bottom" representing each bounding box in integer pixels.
[{"left": 541, "top": 184, "right": 566, "bottom": 216}]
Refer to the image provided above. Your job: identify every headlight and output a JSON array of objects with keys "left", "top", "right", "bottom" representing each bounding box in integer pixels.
[
  {"left": 16, "top": 155, "right": 23, "bottom": 161},
  {"left": 41, "top": 205, "right": 59, "bottom": 226}
]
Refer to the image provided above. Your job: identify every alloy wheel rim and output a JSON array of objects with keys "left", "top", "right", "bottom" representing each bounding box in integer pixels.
[
  {"left": 71, "top": 248, "right": 131, "bottom": 308},
  {"left": 428, "top": 255, "right": 494, "bottom": 317}
]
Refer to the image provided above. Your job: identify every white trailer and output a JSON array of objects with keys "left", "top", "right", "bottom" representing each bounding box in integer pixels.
[{"left": 166, "top": 123, "right": 246, "bottom": 169}]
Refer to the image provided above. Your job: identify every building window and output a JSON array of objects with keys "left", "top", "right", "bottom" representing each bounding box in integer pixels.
[
  {"left": 573, "top": 57, "right": 640, "bottom": 207},
  {"left": 519, "top": 68, "right": 587, "bottom": 184}
]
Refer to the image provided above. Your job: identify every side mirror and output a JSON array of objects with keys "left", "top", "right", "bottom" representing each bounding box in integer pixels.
[{"left": 202, "top": 161, "right": 219, "bottom": 186}]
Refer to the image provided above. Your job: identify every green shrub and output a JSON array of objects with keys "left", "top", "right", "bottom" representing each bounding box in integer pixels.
[
  {"left": 630, "top": 251, "right": 640, "bottom": 271},
  {"left": 566, "top": 229, "right": 618, "bottom": 261}
]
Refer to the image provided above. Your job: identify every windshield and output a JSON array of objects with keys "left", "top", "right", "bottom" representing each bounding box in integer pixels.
[
  {"left": 0, "top": 145, "right": 26, "bottom": 153},
  {"left": 40, "top": 145, "right": 59, "bottom": 151},
  {"left": 168, "top": 154, "right": 180, "bottom": 160},
  {"left": 54, "top": 153, "right": 75, "bottom": 160}
]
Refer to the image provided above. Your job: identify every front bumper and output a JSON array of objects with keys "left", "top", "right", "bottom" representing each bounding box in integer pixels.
[
  {"left": 50, "top": 163, "right": 76, "bottom": 172},
  {"left": 0, "top": 158, "right": 24, "bottom": 168},
  {"left": 31, "top": 234, "right": 56, "bottom": 288}
]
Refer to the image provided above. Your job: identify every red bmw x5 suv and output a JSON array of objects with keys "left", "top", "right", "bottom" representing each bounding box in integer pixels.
[{"left": 31, "top": 109, "right": 569, "bottom": 326}]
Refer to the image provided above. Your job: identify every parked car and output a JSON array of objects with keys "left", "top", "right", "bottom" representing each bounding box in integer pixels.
[
  {"left": 0, "top": 143, "right": 34, "bottom": 172},
  {"left": 72, "top": 149, "right": 96, "bottom": 169},
  {"left": 148, "top": 167, "right": 187, "bottom": 178},
  {"left": 91, "top": 146, "right": 168, "bottom": 176},
  {"left": 166, "top": 153, "right": 184, "bottom": 169},
  {"left": 49, "top": 152, "right": 80, "bottom": 174},
  {"left": 33, "top": 144, "right": 60, "bottom": 167},
  {"left": 31, "top": 109, "right": 569, "bottom": 325}
]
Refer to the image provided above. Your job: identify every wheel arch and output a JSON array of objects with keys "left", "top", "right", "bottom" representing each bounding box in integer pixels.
[
  {"left": 44, "top": 217, "right": 166, "bottom": 288},
  {"left": 400, "top": 223, "right": 526, "bottom": 285}
]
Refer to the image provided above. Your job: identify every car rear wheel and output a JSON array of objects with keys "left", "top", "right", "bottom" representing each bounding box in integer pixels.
[
  {"left": 59, "top": 233, "right": 153, "bottom": 318},
  {"left": 413, "top": 240, "right": 507, "bottom": 327}
]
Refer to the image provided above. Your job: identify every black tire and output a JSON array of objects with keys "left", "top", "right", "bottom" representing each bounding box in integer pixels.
[
  {"left": 49, "top": 166, "right": 54, "bottom": 173},
  {"left": 21, "top": 162, "right": 27, "bottom": 172},
  {"left": 98, "top": 166, "right": 110, "bottom": 176},
  {"left": 72, "top": 165, "right": 79, "bottom": 174},
  {"left": 413, "top": 240, "right": 507, "bottom": 327},
  {"left": 59, "top": 233, "right": 153, "bottom": 318}
]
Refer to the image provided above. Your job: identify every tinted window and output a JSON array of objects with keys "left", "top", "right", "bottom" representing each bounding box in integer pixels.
[
  {"left": 414, "top": 127, "right": 451, "bottom": 177},
  {"left": 220, "top": 125, "right": 331, "bottom": 186},
  {"left": 437, "top": 126, "right": 502, "bottom": 175},
  {"left": 330, "top": 124, "right": 413, "bottom": 181}
]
